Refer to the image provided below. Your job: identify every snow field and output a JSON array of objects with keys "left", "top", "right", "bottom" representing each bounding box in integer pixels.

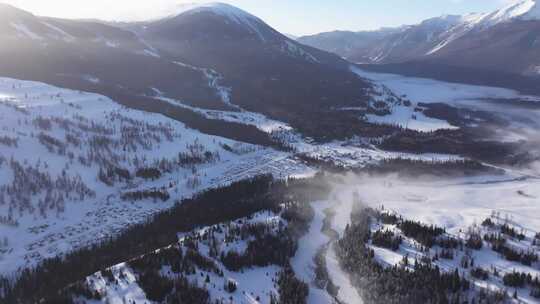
[
  {"left": 0, "top": 77, "right": 311, "bottom": 276},
  {"left": 326, "top": 173, "right": 540, "bottom": 303}
]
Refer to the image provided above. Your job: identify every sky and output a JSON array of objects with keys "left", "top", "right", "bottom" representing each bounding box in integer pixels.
[{"left": 2, "top": 0, "right": 516, "bottom": 36}]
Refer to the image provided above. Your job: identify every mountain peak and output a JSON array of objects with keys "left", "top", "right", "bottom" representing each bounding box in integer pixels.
[
  {"left": 173, "top": 2, "right": 260, "bottom": 23},
  {"left": 159, "top": 2, "right": 274, "bottom": 41},
  {"left": 475, "top": 0, "right": 540, "bottom": 27}
]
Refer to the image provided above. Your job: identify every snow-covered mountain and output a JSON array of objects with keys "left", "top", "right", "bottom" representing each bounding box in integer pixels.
[
  {"left": 0, "top": 3, "right": 143, "bottom": 48},
  {"left": 298, "top": 28, "right": 403, "bottom": 63},
  {"left": 156, "top": 2, "right": 283, "bottom": 43},
  {"left": 424, "top": 0, "right": 540, "bottom": 57},
  {"left": 299, "top": 14, "right": 469, "bottom": 64},
  {"left": 425, "top": 0, "right": 540, "bottom": 77},
  {"left": 0, "top": 2, "right": 385, "bottom": 143},
  {"left": 477, "top": 0, "right": 540, "bottom": 25},
  {"left": 120, "top": 2, "right": 384, "bottom": 140},
  {"left": 299, "top": 0, "right": 540, "bottom": 76},
  {"left": 0, "top": 3, "right": 223, "bottom": 109},
  {"left": 130, "top": 2, "right": 351, "bottom": 68}
]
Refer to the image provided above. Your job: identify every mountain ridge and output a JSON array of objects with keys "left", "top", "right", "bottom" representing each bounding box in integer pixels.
[
  {"left": 0, "top": 2, "right": 391, "bottom": 143},
  {"left": 298, "top": 0, "right": 540, "bottom": 76}
]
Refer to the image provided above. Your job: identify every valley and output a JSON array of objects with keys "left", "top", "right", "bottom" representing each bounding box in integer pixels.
[
  {"left": 1, "top": 1, "right": 540, "bottom": 303},
  {"left": 0, "top": 71, "right": 473, "bottom": 277},
  {"left": 1, "top": 63, "right": 540, "bottom": 303},
  {"left": 19, "top": 172, "right": 540, "bottom": 304}
]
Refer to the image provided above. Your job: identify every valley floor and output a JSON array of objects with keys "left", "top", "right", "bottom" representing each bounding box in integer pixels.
[
  {"left": 2, "top": 67, "right": 540, "bottom": 303},
  {"left": 0, "top": 76, "right": 461, "bottom": 276},
  {"left": 65, "top": 171, "right": 540, "bottom": 304}
]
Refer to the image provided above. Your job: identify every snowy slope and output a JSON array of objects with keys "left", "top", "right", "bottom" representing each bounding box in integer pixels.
[
  {"left": 0, "top": 73, "right": 473, "bottom": 280},
  {"left": 522, "top": 0, "right": 540, "bottom": 20},
  {"left": 0, "top": 77, "right": 312, "bottom": 276},
  {"left": 79, "top": 210, "right": 291, "bottom": 304}
]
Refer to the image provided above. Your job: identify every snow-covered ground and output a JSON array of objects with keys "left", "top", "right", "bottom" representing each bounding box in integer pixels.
[
  {"left": 331, "top": 172, "right": 540, "bottom": 238},
  {"left": 160, "top": 94, "right": 464, "bottom": 169},
  {"left": 70, "top": 170, "right": 540, "bottom": 304},
  {"left": 291, "top": 200, "right": 336, "bottom": 304},
  {"left": 301, "top": 139, "right": 464, "bottom": 168},
  {"left": 352, "top": 66, "right": 540, "bottom": 144},
  {"left": 364, "top": 104, "right": 458, "bottom": 132},
  {"left": 324, "top": 172, "right": 540, "bottom": 303},
  {"left": 326, "top": 244, "right": 363, "bottom": 304},
  {"left": 0, "top": 77, "right": 312, "bottom": 276},
  {"left": 82, "top": 210, "right": 287, "bottom": 304},
  {"left": 0, "top": 75, "right": 470, "bottom": 278},
  {"left": 351, "top": 66, "right": 460, "bottom": 132},
  {"left": 352, "top": 66, "right": 540, "bottom": 106},
  {"left": 4, "top": 69, "right": 539, "bottom": 303},
  {"left": 365, "top": 213, "right": 540, "bottom": 303},
  {"left": 159, "top": 95, "right": 291, "bottom": 134}
]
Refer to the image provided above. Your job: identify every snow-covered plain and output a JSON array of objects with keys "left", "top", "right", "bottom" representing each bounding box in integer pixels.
[
  {"left": 352, "top": 66, "right": 540, "bottom": 106},
  {"left": 330, "top": 173, "right": 540, "bottom": 239},
  {"left": 0, "top": 77, "right": 312, "bottom": 276},
  {"left": 351, "top": 67, "right": 459, "bottom": 132},
  {"left": 352, "top": 66, "right": 540, "bottom": 143},
  {"left": 364, "top": 104, "right": 458, "bottom": 132}
]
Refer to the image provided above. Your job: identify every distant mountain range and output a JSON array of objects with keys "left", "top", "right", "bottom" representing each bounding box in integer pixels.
[{"left": 298, "top": 0, "right": 540, "bottom": 77}]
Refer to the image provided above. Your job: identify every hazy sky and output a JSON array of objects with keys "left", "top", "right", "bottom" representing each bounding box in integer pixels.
[{"left": 3, "top": 0, "right": 515, "bottom": 35}]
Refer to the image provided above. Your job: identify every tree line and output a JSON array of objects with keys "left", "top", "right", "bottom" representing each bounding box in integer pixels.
[{"left": 0, "top": 173, "right": 332, "bottom": 303}]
